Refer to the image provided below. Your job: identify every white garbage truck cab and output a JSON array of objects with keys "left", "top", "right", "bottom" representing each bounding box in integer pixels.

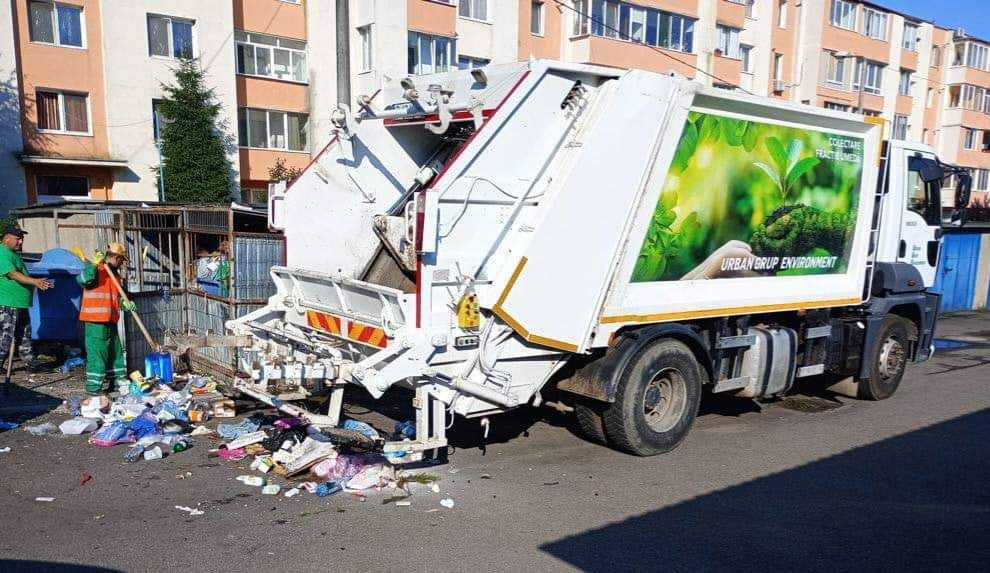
[{"left": 228, "top": 60, "right": 971, "bottom": 460}]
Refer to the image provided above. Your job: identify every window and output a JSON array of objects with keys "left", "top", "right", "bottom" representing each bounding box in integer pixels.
[
  {"left": 931, "top": 46, "right": 941, "bottom": 67},
  {"left": 358, "top": 26, "right": 373, "bottom": 72},
  {"left": 976, "top": 169, "right": 990, "bottom": 191},
  {"left": 825, "top": 51, "right": 847, "bottom": 85},
  {"left": 36, "top": 175, "right": 89, "bottom": 201},
  {"left": 984, "top": 91, "right": 990, "bottom": 114},
  {"left": 774, "top": 53, "right": 784, "bottom": 80},
  {"left": 902, "top": 23, "right": 919, "bottom": 51},
  {"left": 457, "top": 55, "right": 490, "bottom": 69},
  {"left": 964, "top": 128, "right": 976, "bottom": 150},
  {"left": 35, "top": 89, "right": 88, "bottom": 134},
  {"left": 235, "top": 31, "right": 307, "bottom": 82},
  {"left": 830, "top": 0, "right": 856, "bottom": 30},
  {"left": 407, "top": 32, "right": 456, "bottom": 75},
  {"left": 741, "top": 45, "right": 753, "bottom": 73},
  {"left": 152, "top": 99, "right": 166, "bottom": 142},
  {"left": 966, "top": 42, "right": 990, "bottom": 71},
  {"left": 28, "top": 1, "right": 83, "bottom": 47},
  {"left": 853, "top": 59, "right": 883, "bottom": 94},
  {"left": 892, "top": 114, "right": 909, "bottom": 140},
  {"left": 950, "top": 84, "right": 989, "bottom": 111},
  {"left": 458, "top": 0, "right": 487, "bottom": 22},
  {"left": 745, "top": 0, "right": 755, "bottom": 19},
  {"left": 926, "top": 87, "right": 934, "bottom": 108},
  {"left": 777, "top": 1, "right": 787, "bottom": 29},
  {"left": 898, "top": 69, "right": 912, "bottom": 96},
  {"left": 571, "top": 1, "right": 694, "bottom": 53},
  {"left": 148, "top": 14, "right": 194, "bottom": 59},
  {"left": 241, "top": 187, "right": 269, "bottom": 205},
  {"left": 716, "top": 25, "right": 741, "bottom": 59},
  {"left": 531, "top": 1, "right": 545, "bottom": 35},
  {"left": 861, "top": 8, "right": 888, "bottom": 41},
  {"left": 824, "top": 101, "right": 850, "bottom": 112},
  {"left": 237, "top": 108, "right": 308, "bottom": 152}
]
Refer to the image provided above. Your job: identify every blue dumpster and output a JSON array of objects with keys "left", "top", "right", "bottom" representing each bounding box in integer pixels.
[{"left": 26, "top": 248, "right": 84, "bottom": 342}]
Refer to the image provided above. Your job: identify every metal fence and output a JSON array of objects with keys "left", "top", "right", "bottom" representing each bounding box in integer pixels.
[{"left": 14, "top": 202, "right": 283, "bottom": 380}]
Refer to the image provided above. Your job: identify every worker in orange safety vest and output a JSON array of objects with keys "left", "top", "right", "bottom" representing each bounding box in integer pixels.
[{"left": 77, "top": 242, "right": 135, "bottom": 395}]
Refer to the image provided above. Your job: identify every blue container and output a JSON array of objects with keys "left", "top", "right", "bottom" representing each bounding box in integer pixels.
[
  {"left": 144, "top": 351, "right": 174, "bottom": 383},
  {"left": 26, "top": 248, "right": 84, "bottom": 342},
  {"left": 197, "top": 279, "right": 222, "bottom": 296}
]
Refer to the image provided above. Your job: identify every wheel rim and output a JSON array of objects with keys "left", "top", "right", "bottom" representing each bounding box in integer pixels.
[
  {"left": 878, "top": 335, "right": 906, "bottom": 382},
  {"left": 642, "top": 367, "right": 687, "bottom": 433}
]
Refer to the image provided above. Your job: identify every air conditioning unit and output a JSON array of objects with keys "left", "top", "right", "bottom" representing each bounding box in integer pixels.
[{"left": 772, "top": 79, "right": 787, "bottom": 93}]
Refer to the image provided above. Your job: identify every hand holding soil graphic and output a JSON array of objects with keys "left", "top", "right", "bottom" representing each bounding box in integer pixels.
[{"left": 681, "top": 240, "right": 758, "bottom": 280}]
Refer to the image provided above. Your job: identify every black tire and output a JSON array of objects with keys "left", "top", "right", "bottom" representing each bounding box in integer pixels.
[
  {"left": 602, "top": 339, "right": 703, "bottom": 456},
  {"left": 859, "top": 316, "right": 909, "bottom": 401},
  {"left": 573, "top": 400, "right": 608, "bottom": 445}
]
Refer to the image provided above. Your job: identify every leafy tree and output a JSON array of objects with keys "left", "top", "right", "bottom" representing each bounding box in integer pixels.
[
  {"left": 268, "top": 157, "right": 304, "bottom": 184},
  {"left": 157, "top": 58, "right": 233, "bottom": 203}
]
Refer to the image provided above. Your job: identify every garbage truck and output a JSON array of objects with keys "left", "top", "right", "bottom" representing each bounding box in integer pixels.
[{"left": 226, "top": 60, "right": 971, "bottom": 459}]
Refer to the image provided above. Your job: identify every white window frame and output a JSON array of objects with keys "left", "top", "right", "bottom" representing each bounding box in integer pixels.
[
  {"left": 966, "top": 42, "right": 989, "bottom": 71},
  {"left": 976, "top": 168, "right": 989, "bottom": 191},
  {"left": 902, "top": 23, "right": 919, "bottom": 51},
  {"left": 716, "top": 25, "right": 741, "bottom": 59},
  {"left": 35, "top": 174, "right": 90, "bottom": 203},
  {"left": 898, "top": 69, "right": 912, "bottom": 96},
  {"left": 457, "top": 55, "right": 490, "bottom": 70},
  {"left": 774, "top": 53, "right": 784, "bottom": 80},
  {"left": 892, "top": 114, "right": 909, "bottom": 140},
  {"left": 829, "top": 0, "right": 857, "bottom": 31},
  {"left": 740, "top": 44, "right": 753, "bottom": 73},
  {"left": 458, "top": 0, "right": 489, "bottom": 23},
  {"left": 572, "top": 1, "right": 695, "bottom": 54},
  {"left": 148, "top": 14, "right": 195, "bottom": 60},
  {"left": 407, "top": 31, "right": 456, "bottom": 75},
  {"left": 28, "top": 1, "right": 86, "bottom": 49},
  {"left": 237, "top": 107, "right": 309, "bottom": 153},
  {"left": 35, "top": 89, "right": 91, "bottom": 136},
  {"left": 824, "top": 101, "right": 850, "bottom": 112},
  {"left": 777, "top": 0, "right": 787, "bottom": 29},
  {"left": 825, "top": 51, "right": 847, "bottom": 86},
  {"left": 235, "top": 30, "right": 308, "bottom": 83},
  {"left": 853, "top": 59, "right": 883, "bottom": 94},
  {"left": 531, "top": 1, "right": 545, "bottom": 36},
  {"left": 358, "top": 25, "right": 373, "bottom": 72},
  {"left": 964, "top": 128, "right": 976, "bottom": 150},
  {"left": 861, "top": 7, "right": 888, "bottom": 41}
]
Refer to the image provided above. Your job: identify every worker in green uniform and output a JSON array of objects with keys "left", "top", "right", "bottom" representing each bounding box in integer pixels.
[
  {"left": 0, "top": 227, "right": 52, "bottom": 373},
  {"left": 77, "top": 242, "right": 135, "bottom": 395}
]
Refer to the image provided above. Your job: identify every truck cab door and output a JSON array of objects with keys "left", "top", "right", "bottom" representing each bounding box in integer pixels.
[{"left": 898, "top": 154, "right": 943, "bottom": 287}]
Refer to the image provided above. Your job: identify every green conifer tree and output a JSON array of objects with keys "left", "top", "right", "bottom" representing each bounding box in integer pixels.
[{"left": 157, "top": 58, "right": 233, "bottom": 203}]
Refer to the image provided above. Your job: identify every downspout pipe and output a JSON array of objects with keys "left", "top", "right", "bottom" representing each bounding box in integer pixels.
[{"left": 336, "top": 0, "right": 351, "bottom": 106}]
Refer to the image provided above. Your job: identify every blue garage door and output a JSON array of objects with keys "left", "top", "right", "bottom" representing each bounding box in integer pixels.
[{"left": 933, "top": 233, "right": 982, "bottom": 312}]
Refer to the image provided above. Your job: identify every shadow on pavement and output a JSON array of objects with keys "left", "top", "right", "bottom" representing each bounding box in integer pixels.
[
  {"left": 0, "top": 561, "right": 123, "bottom": 573},
  {"left": 541, "top": 408, "right": 990, "bottom": 572},
  {"left": 0, "top": 380, "right": 63, "bottom": 428}
]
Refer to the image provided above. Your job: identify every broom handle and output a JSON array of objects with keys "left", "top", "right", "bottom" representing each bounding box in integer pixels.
[{"left": 102, "top": 264, "right": 159, "bottom": 353}]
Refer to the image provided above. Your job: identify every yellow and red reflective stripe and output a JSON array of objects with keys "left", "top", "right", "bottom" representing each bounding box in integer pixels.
[
  {"left": 305, "top": 311, "right": 387, "bottom": 348},
  {"left": 306, "top": 310, "right": 341, "bottom": 335}
]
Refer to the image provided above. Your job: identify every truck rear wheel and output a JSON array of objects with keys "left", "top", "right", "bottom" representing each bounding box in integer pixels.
[
  {"left": 859, "top": 316, "right": 909, "bottom": 401},
  {"left": 602, "top": 339, "right": 702, "bottom": 456}
]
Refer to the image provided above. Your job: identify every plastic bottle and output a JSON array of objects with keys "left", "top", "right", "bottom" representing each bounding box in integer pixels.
[
  {"left": 123, "top": 444, "right": 145, "bottom": 463},
  {"left": 172, "top": 438, "right": 190, "bottom": 453},
  {"left": 315, "top": 481, "right": 343, "bottom": 497},
  {"left": 143, "top": 446, "right": 163, "bottom": 460}
]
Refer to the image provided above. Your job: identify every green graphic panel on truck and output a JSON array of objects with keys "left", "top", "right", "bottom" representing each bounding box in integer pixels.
[{"left": 630, "top": 111, "right": 865, "bottom": 282}]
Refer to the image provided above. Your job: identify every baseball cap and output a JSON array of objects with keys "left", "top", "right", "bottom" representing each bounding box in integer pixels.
[{"left": 2, "top": 227, "right": 26, "bottom": 237}]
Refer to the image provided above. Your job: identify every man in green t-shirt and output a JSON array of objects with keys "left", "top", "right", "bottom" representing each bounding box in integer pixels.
[{"left": 0, "top": 227, "right": 53, "bottom": 370}]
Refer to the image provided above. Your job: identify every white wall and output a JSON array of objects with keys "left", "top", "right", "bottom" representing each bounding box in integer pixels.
[
  {"left": 456, "top": 0, "right": 518, "bottom": 65},
  {"left": 307, "top": 0, "right": 341, "bottom": 154},
  {"left": 0, "top": 0, "right": 26, "bottom": 214},
  {"left": 100, "top": 0, "right": 239, "bottom": 202}
]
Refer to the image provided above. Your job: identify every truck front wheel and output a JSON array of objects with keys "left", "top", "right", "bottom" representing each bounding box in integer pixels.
[
  {"left": 602, "top": 339, "right": 702, "bottom": 456},
  {"left": 859, "top": 316, "right": 909, "bottom": 401}
]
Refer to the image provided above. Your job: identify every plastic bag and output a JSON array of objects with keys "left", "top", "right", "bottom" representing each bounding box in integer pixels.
[
  {"left": 341, "top": 419, "right": 380, "bottom": 440},
  {"left": 312, "top": 453, "right": 373, "bottom": 481},
  {"left": 127, "top": 412, "right": 159, "bottom": 440},
  {"left": 89, "top": 421, "right": 134, "bottom": 447}
]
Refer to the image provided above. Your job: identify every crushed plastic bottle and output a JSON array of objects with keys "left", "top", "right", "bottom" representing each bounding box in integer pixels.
[
  {"left": 123, "top": 444, "right": 145, "bottom": 463},
  {"left": 59, "top": 356, "right": 85, "bottom": 374},
  {"left": 143, "top": 446, "right": 164, "bottom": 460}
]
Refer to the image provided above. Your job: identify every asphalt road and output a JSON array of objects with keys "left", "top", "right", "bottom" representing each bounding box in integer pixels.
[{"left": 1, "top": 313, "right": 989, "bottom": 572}]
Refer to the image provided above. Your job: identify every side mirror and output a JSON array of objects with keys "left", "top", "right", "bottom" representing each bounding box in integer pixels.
[{"left": 955, "top": 171, "right": 972, "bottom": 209}]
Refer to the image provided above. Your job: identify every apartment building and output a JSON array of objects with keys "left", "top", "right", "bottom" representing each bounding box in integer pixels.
[{"left": 1, "top": 0, "right": 988, "bottom": 211}]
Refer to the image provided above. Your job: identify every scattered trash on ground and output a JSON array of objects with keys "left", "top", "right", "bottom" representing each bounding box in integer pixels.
[
  {"left": 174, "top": 505, "right": 204, "bottom": 516},
  {"left": 0, "top": 446, "right": 11, "bottom": 454},
  {"left": 440, "top": 498, "right": 455, "bottom": 508},
  {"left": 35, "top": 497, "right": 55, "bottom": 502},
  {"left": 24, "top": 422, "right": 57, "bottom": 436},
  {"left": 0, "top": 419, "right": 20, "bottom": 431}
]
